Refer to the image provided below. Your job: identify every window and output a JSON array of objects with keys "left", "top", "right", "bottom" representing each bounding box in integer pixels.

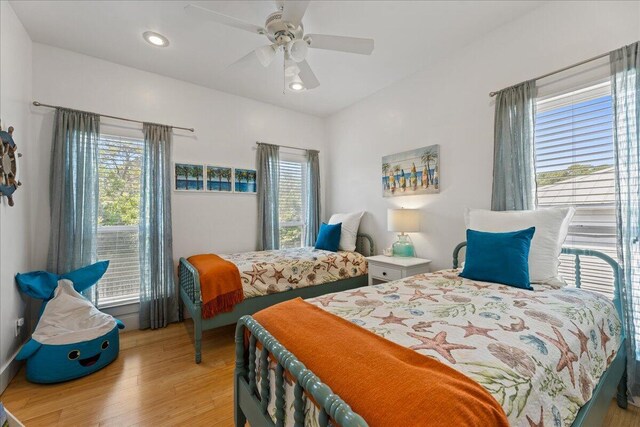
[
  {"left": 534, "top": 80, "right": 617, "bottom": 295},
  {"left": 279, "top": 157, "right": 307, "bottom": 249},
  {"left": 97, "top": 135, "right": 143, "bottom": 306}
]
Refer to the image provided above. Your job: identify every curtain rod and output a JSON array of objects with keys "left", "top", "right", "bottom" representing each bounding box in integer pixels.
[
  {"left": 489, "top": 50, "right": 611, "bottom": 97},
  {"left": 32, "top": 101, "right": 195, "bottom": 132},
  {"left": 256, "top": 141, "right": 310, "bottom": 152}
]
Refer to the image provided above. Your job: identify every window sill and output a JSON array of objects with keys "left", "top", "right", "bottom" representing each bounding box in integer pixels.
[{"left": 98, "top": 296, "right": 139, "bottom": 310}]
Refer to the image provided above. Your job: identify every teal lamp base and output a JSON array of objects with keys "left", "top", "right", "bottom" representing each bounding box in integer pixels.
[{"left": 392, "top": 234, "right": 415, "bottom": 257}]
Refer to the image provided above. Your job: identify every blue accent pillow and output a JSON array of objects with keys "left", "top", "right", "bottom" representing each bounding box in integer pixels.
[
  {"left": 315, "top": 222, "right": 342, "bottom": 252},
  {"left": 459, "top": 227, "right": 535, "bottom": 290}
]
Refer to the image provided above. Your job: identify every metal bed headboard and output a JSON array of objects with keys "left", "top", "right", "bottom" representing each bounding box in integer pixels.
[
  {"left": 451, "top": 241, "right": 625, "bottom": 332},
  {"left": 355, "top": 233, "right": 374, "bottom": 256}
]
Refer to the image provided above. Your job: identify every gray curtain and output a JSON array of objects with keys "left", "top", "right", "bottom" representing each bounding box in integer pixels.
[
  {"left": 257, "top": 143, "right": 280, "bottom": 250},
  {"left": 305, "top": 149, "right": 321, "bottom": 246},
  {"left": 139, "top": 123, "right": 178, "bottom": 329},
  {"left": 491, "top": 81, "right": 537, "bottom": 211},
  {"left": 611, "top": 41, "right": 640, "bottom": 396},
  {"left": 48, "top": 108, "right": 100, "bottom": 304}
]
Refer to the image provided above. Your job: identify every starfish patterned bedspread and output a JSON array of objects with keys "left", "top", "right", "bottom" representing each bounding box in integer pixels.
[
  {"left": 301, "top": 269, "right": 621, "bottom": 426},
  {"left": 220, "top": 247, "right": 367, "bottom": 299}
]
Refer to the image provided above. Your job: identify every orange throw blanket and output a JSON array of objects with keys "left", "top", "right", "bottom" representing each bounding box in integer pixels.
[
  {"left": 253, "top": 298, "right": 508, "bottom": 427},
  {"left": 187, "top": 254, "right": 243, "bottom": 319}
]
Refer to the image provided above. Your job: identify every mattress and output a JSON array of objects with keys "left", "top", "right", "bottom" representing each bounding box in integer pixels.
[
  {"left": 255, "top": 269, "right": 622, "bottom": 426},
  {"left": 221, "top": 247, "right": 367, "bottom": 299}
]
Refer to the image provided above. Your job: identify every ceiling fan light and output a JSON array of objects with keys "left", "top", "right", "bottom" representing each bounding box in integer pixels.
[
  {"left": 287, "top": 39, "right": 308, "bottom": 63},
  {"left": 255, "top": 45, "right": 276, "bottom": 67},
  {"left": 288, "top": 76, "right": 305, "bottom": 92}
]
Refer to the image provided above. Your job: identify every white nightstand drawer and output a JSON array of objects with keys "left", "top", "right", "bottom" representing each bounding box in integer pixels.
[
  {"left": 366, "top": 255, "right": 432, "bottom": 286},
  {"left": 369, "top": 264, "right": 402, "bottom": 281}
]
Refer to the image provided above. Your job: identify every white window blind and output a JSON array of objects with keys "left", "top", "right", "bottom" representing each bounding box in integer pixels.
[
  {"left": 279, "top": 157, "right": 307, "bottom": 249},
  {"left": 534, "top": 80, "right": 617, "bottom": 296},
  {"left": 97, "top": 135, "right": 143, "bottom": 306}
]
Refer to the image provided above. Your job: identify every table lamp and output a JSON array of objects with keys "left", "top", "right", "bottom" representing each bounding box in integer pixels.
[{"left": 387, "top": 208, "right": 420, "bottom": 257}]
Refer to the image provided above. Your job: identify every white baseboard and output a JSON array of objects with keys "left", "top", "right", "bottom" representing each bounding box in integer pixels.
[{"left": 0, "top": 348, "right": 23, "bottom": 394}]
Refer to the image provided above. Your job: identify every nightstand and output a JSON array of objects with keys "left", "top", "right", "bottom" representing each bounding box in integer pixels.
[{"left": 366, "top": 255, "right": 432, "bottom": 286}]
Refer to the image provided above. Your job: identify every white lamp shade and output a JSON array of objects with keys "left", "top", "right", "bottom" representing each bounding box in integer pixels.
[{"left": 387, "top": 209, "right": 420, "bottom": 233}]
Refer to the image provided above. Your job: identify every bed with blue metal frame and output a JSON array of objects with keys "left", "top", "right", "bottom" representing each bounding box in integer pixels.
[
  {"left": 179, "top": 234, "right": 374, "bottom": 364},
  {"left": 233, "top": 244, "right": 628, "bottom": 427}
]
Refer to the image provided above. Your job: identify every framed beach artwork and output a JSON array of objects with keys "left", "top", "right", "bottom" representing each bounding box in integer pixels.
[
  {"left": 234, "top": 168, "right": 257, "bottom": 194},
  {"left": 206, "top": 166, "right": 233, "bottom": 192},
  {"left": 382, "top": 144, "right": 439, "bottom": 197},
  {"left": 174, "top": 163, "right": 204, "bottom": 191}
]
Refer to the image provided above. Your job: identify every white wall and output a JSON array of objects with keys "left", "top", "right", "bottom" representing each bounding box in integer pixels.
[
  {"left": 0, "top": 0, "right": 36, "bottom": 393},
  {"left": 325, "top": 1, "right": 640, "bottom": 271},
  {"left": 31, "top": 44, "right": 327, "bottom": 296}
]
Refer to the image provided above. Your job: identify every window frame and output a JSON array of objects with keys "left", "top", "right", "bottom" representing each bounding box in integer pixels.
[
  {"left": 96, "top": 133, "right": 143, "bottom": 308},
  {"left": 533, "top": 79, "right": 618, "bottom": 297},
  {"left": 278, "top": 151, "right": 308, "bottom": 249}
]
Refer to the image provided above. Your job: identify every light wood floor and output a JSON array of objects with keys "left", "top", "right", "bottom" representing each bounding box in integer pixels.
[{"left": 1, "top": 321, "right": 639, "bottom": 426}]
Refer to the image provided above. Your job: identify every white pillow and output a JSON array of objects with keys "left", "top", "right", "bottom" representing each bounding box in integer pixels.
[
  {"left": 464, "top": 207, "right": 575, "bottom": 285},
  {"left": 328, "top": 211, "right": 364, "bottom": 252}
]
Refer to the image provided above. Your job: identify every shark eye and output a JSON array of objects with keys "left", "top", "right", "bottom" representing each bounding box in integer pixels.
[
  {"left": 101, "top": 340, "right": 109, "bottom": 350},
  {"left": 68, "top": 350, "right": 80, "bottom": 360}
]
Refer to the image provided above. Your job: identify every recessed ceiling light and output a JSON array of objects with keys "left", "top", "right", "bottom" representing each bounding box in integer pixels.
[
  {"left": 289, "top": 81, "right": 305, "bottom": 92},
  {"left": 143, "top": 31, "right": 169, "bottom": 47}
]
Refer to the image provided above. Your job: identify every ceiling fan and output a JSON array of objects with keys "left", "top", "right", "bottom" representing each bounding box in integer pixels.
[{"left": 184, "top": 1, "right": 374, "bottom": 91}]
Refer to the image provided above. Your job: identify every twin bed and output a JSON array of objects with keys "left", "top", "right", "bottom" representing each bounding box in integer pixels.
[
  {"left": 179, "top": 234, "right": 374, "bottom": 363},
  {"left": 233, "top": 244, "right": 628, "bottom": 427}
]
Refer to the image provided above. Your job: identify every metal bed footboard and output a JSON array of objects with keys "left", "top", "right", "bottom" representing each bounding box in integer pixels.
[
  {"left": 179, "top": 257, "right": 203, "bottom": 362},
  {"left": 234, "top": 315, "right": 367, "bottom": 427}
]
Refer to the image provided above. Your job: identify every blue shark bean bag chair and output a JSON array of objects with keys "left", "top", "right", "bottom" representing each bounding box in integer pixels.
[{"left": 15, "top": 261, "right": 125, "bottom": 383}]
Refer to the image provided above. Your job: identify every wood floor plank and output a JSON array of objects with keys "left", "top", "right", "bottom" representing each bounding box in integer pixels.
[{"left": 0, "top": 321, "right": 637, "bottom": 426}]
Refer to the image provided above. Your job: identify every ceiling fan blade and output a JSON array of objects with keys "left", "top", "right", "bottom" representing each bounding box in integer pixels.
[
  {"left": 297, "top": 59, "right": 320, "bottom": 89},
  {"left": 228, "top": 45, "right": 278, "bottom": 69},
  {"left": 255, "top": 45, "right": 278, "bottom": 67},
  {"left": 227, "top": 44, "right": 278, "bottom": 68},
  {"left": 226, "top": 50, "right": 261, "bottom": 70},
  {"left": 305, "top": 34, "right": 374, "bottom": 55},
  {"left": 185, "top": 4, "right": 266, "bottom": 36},
  {"left": 282, "top": 1, "right": 310, "bottom": 28}
]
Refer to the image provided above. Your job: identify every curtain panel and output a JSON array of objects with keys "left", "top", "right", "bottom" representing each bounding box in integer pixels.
[
  {"left": 48, "top": 108, "right": 100, "bottom": 304},
  {"left": 139, "top": 123, "right": 179, "bottom": 329},
  {"left": 305, "top": 149, "right": 321, "bottom": 246},
  {"left": 611, "top": 41, "right": 640, "bottom": 396},
  {"left": 491, "top": 81, "right": 537, "bottom": 211},
  {"left": 257, "top": 143, "right": 280, "bottom": 250}
]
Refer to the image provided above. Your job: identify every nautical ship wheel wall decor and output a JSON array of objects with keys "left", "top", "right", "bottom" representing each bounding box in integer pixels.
[{"left": 0, "top": 120, "right": 22, "bottom": 207}]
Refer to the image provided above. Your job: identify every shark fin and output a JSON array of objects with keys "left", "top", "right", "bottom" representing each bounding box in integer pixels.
[{"left": 16, "top": 339, "right": 42, "bottom": 360}]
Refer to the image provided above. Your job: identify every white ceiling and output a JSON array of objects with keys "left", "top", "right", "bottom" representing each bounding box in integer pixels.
[{"left": 10, "top": 1, "right": 543, "bottom": 117}]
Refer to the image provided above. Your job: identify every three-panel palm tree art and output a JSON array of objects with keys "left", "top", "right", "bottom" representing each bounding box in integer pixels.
[
  {"left": 382, "top": 145, "right": 440, "bottom": 197},
  {"left": 174, "top": 163, "right": 256, "bottom": 193}
]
